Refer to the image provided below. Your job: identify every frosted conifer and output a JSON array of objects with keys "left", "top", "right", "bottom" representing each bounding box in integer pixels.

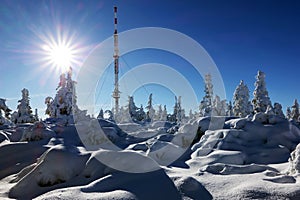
[
  {"left": 252, "top": 71, "right": 271, "bottom": 113},
  {"left": 233, "top": 80, "right": 252, "bottom": 117}
]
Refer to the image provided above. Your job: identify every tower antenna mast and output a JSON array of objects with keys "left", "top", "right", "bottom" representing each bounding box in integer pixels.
[{"left": 112, "top": 6, "right": 120, "bottom": 116}]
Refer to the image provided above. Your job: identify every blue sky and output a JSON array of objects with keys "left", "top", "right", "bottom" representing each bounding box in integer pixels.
[{"left": 0, "top": 0, "right": 299, "bottom": 118}]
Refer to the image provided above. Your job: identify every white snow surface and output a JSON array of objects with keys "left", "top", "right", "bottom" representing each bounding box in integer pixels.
[{"left": 1, "top": 115, "right": 300, "bottom": 199}]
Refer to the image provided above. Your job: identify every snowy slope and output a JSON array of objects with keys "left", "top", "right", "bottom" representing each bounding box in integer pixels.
[{"left": 1, "top": 116, "right": 300, "bottom": 199}]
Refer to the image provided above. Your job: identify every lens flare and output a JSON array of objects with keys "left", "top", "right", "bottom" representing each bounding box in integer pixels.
[{"left": 42, "top": 43, "right": 74, "bottom": 72}]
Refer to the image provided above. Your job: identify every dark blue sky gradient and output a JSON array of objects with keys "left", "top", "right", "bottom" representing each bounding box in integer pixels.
[{"left": 0, "top": 0, "right": 299, "bottom": 116}]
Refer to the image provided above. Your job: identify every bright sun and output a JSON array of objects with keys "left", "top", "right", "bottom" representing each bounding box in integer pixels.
[{"left": 42, "top": 43, "right": 75, "bottom": 73}]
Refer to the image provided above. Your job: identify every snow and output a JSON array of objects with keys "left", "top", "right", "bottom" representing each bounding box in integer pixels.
[{"left": 1, "top": 114, "right": 300, "bottom": 199}]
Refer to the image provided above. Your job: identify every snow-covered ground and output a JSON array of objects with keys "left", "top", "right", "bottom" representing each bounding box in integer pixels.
[{"left": 1, "top": 115, "right": 300, "bottom": 200}]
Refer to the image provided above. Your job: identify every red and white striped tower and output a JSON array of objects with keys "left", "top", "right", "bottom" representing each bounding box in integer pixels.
[{"left": 112, "top": 6, "right": 120, "bottom": 116}]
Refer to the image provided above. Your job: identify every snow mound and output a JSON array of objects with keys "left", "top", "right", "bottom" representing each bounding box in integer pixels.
[
  {"left": 146, "top": 140, "right": 186, "bottom": 166},
  {"left": 263, "top": 175, "right": 296, "bottom": 184},
  {"left": 191, "top": 119, "right": 300, "bottom": 165},
  {"left": 9, "top": 144, "right": 90, "bottom": 199},
  {"left": 91, "top": 149, "right": 161, "bottom": 173},
  {"left": 201, "top": 163, "right": 278, "bottom": 175},
  {"left": 36, "top": 189, "right": 138, "bottom": 200},
  {"left": 175, "top": 176, "right": 212, "bottom": 200}
]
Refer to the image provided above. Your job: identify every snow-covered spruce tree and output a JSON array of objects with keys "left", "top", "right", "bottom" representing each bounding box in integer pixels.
[
  {"left": 97, "top": 108, "right": 104, "bottom": 119},
  {"left": 233, "top": 80, "right": 252, "bottom": 117},
  {"left": 145, "top": 93, "right": 155, "bottom": 122},
  {"left": 252, "top": 71, "right": 272, "bottom": 113},
  {"left": 0, "top": 110, "right": 6, "bottom": 125},
  {"left": 128, "top": 96, "right": 146, "bottom": 122},
  {"left": 136, "top": 104, "right": 146, "bottom": 122},
  {"left": 128, "top": 96, "right": 138, "bottom": 121},
  {"left": 155, "top": 104, "right": 163, "bottom": 121},
  {"left": 226, "top": 101, "right": 234, "bottom": 116},
  {"left": 34, "top": 109, "right": 39, "bottom": 121},
  {"left": 286, "top": 107, "right": 292, "bottom": 120},
  {"left": 212, "top": 95, "right": 226, "bottom": 116},
  {"left": 45, "top": 67, "right": 78, "bottom": 120},
  {"left": 168, "top": 96, "right": 180, "bottom": 123},
  {"left": 199, "top": 74, "right": 213, "bottom": 116},
  {"left": 177, "top": 96, "right": 182, "bottom": 122},
  {"left": 291, "top": 99, "right": 299, "bottom": 121},
  {"left": 0, "top": 98, "right": 11, "bottom": 119},
  {"left": 161, "top": 105, "right": 167, "bottom": 121},
  {"left": 273, "top": 102, "right": 285, "bottom": 118},
  {"left": 12, "top": 88, "right": 36, "bottom": 124}
]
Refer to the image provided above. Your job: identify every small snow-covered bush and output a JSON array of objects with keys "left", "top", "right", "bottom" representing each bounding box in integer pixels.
[{"left": 20, "top": 121, "right": 55, "bottom": 141}]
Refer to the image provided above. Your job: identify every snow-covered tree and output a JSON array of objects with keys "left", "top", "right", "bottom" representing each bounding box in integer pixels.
[
  {"left": 45, "top": 67, "right": 78, "bottom": 120},
  {"left": 128, "top": 96, "right": 138, "bottom": 119},
  {"left": 0, "top": 98, "right": 11, "bottom": 120},
  {"left": 0, "top": 110, "right": 9, "bottom": 125},
  {"left": 176, "top": 96, "right": 182, "bottom": 122},
  {"left": 97, "top": 109, "right": 104, "bottom": 119},
  {"left": 145, "top": 93, "right": 155, "bottom": 121},
  {"left": 34, "top": 109, "right": 39, "bottom": 121},
  {"left": 199, "top": 74, "right": 213, "bottom": 116},
  {"left": 12, "top": 88, "right": 36, "bottom": 124},
  {"left": 286, "top": 107, "right": 292, "bottom": 120},
  {"left": 291, "top": 99, "right": 299, "bottom": 121},
  {"left": 273, "top": 103, "right": 285, "bottom": 118},
  {"left": 212, "top": 95, "right": 226, "bottom": 116},
  {"left": 136, "top": 104, "right": 146, "bottom": 122},
  {"left": 128, "top": 96, "right": 146, "bottom": 123},
  {"left": 233, "top": 80, "right": 252, "bottom": 117},
  {"left": 168, "top": 96, "right": 180, "bottom": 123},
  {"left": 45, "top": 67, "right": 78, "bottom": 118},
  {"left": 252, "top": 71, "right": 272, "bottom": 113},
  {"left": 226, "top": 101, "right": 234, "bottom": 116},
  {"left": 155, "top": 104, "right": 163, "bottom": 121},
  {"left": 161, "top": 105, "right": 167, "bottom": 121}
]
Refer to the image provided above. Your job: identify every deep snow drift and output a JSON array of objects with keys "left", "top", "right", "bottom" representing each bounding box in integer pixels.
[{"left": 1, "top": 115, "right": 300, "bottom": 199}]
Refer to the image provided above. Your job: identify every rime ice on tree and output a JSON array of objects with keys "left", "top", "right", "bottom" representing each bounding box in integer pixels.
[
  {"left": 286, "top": 107, "right": 292, "bottom": 120},
  {"left": 44, "top": 67, "right": 78, "bottom": 120},
  {"left": 161, "top": 105, "right": 167, "bottom": 121},
  {"left": 233, "top": 80, "right": 252, "bottom": 117},
  {"left": 11, "top": 88, "right": 36, "bottom": 124},
  {"left": 199, "top": 74, "right": 214, "bottom": 116},
  {"left": 291, "top": 99, "right": 299, "bottom": 121},
  {"left": 273, "top": 103, "right": 285, "bottom": 118},
  {"left": 146, "top": 93, "right": 155, "bottom": 122},
  {"left": 0, "top": 98, "right": 11, "bottom": 125},
  {"left": 226, "top": 101, "right": 234, "bottom": 117},
  {"left": 155, "top": 105, "right": 163, "bottom": 121},
  {"left": 252, "top": 71, "right": 271, "bottom": 113},
  {"left": 97, "top": 109, "right": 104, "bottom": 119},
  {"left": 128, "top": 96, "right": 146, "bottom": 123},
  {"left": 212, "top": 95, "right": 226, "bottom": 116}
]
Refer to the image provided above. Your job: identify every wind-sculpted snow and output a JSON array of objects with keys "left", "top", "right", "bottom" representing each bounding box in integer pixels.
[
  {"left": 9, "top": 145, "right": 90, "bottom": 199},
  {"left": 192, "top": 116, "right": 300, "bottom": 165},
  {"left": 1, "top": 115, "right": 300, "bottom": 199}
]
